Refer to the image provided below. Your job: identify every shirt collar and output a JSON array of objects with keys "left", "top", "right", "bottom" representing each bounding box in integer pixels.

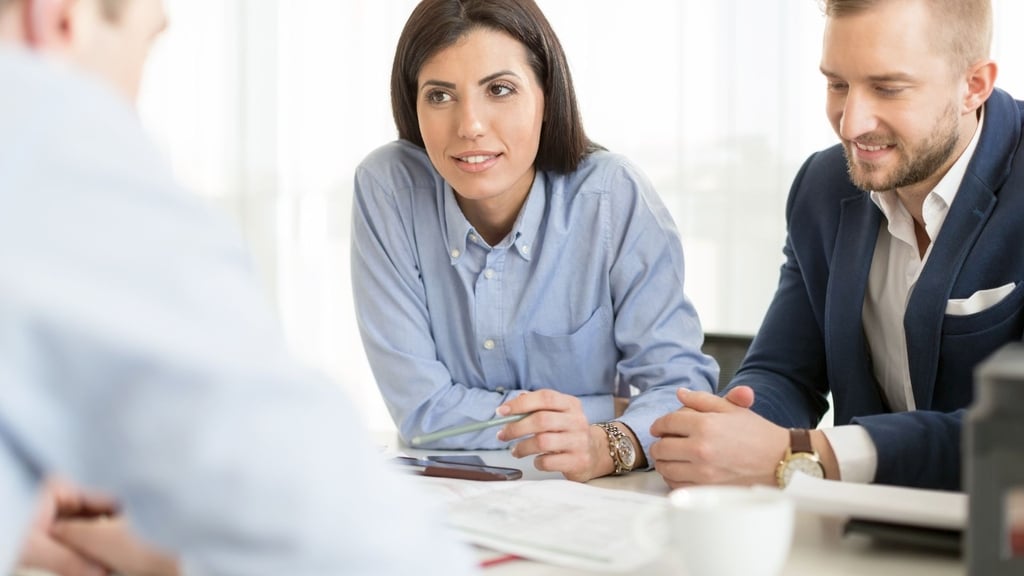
[
  {"left": 442, "top": 171, "right": 547, "bottom": 264},
  {"left": 870, "top": 106, "right": 985, "bottom": 237},
  {"left": 930, "top": 107, "right": 985, "bottom": 212},
  {"left": 508, "top": 170, "right": 546, "bottom": 261},
  {"left": 443, "top": 184, "right": 472, "bottom": 264}
]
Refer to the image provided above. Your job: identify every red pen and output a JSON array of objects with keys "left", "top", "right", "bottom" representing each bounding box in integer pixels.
[{"left": 479, "top": 553, "right": 521, "bottom": 568}]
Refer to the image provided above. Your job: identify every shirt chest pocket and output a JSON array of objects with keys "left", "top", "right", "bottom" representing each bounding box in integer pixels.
[{"left": 521, "top": 306, "right": 618, "bottom": 395}]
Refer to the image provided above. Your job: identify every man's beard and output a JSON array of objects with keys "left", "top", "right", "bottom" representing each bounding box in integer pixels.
[{"left": 843, "top": 103, "right": 961, "bottom": 193}]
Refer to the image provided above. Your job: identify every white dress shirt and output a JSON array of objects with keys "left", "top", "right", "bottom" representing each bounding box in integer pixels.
[
  {"left": 0, "top": 46, "right": 476, "bottom": 576},
  {"left": 822, "top": 111, "right": 985, "bottom": 483}
]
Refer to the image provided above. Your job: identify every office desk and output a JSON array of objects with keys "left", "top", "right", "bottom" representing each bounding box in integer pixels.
[
  {"left": 12, "top": 437, "right": 964, "bottom": 576},
  {"left": 393, "top": 435, "right": 964, "bottom": 576}
]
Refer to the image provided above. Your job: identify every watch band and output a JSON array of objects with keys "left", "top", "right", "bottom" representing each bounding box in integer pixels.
[
  {"left": 789, "top": 428, "right": 814, "bottom": 454},
  {"left": 776, "top": 428, "right": 824, "bottom": 488},
  {"left": 596, "top": 422, "right": 631, "bottom": 475}
]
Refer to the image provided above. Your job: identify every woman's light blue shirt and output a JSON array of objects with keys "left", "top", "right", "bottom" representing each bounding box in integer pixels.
[{"left": 352, "top": 140, "right": 718, "bottom": 458}]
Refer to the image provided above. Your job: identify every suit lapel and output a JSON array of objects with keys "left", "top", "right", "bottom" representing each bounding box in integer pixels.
[
  {"left": 904, "top": 89, "right": 1019, "bottom": 407},
  {"left": 827, "top": 193, "right": 886, "bottom": 420},
  {"left": 905, "top": 189, "right": 993, "bottom": 407}
]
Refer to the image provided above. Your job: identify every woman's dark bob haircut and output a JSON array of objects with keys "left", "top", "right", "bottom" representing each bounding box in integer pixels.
[{"left": 390, "top": 0, "right": 596, "bottom": 173}]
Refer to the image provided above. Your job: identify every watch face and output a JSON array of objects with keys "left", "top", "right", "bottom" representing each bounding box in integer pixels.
[
  {"left": 615, "top": 437, "right": 636, "bottom": 469},
  {"left": 781, "top": 453, "right": 824, "bottom": 487}
]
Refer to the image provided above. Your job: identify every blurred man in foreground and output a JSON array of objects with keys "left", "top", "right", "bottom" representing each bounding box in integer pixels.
[{"left": 0, "top": 1, "right": 476, "bottom": 574}]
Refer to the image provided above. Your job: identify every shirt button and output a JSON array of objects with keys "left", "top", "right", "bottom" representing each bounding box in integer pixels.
[
  {"left": 450, "top": 248, "right": 461, "bottom": 259},
  {"left": 469, "top": 234, "right": 479, "bottom": 243},
  {"left": 484, "top": 268, "right": 495, "bottom": 279},
  {"left": 483, "top": 339, "right": 496, "bottom": 350},
  {"left": 521, "top": 244, "right": 531, "bottom": 254},
  {"left": 495, "top": 386, "right": 506, "bottom": 393}
]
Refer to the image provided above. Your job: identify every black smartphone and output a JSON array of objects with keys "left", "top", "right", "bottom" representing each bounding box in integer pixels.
[
  {"left": 427, "top": 455, "right": 486, "bottom": 466},
  {"left": 392, "top": 456, "right": 522, "bottom": 481}
]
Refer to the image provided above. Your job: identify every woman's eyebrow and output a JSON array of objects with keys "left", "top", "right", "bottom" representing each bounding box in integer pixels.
[{"left": 477, "top": 70, "right": 520, "bottom": 85}]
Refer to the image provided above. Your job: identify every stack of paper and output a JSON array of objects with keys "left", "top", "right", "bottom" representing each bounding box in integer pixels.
[
  {"left": 419, "top": 478, "right": 668, "bottom": 572},
  {"left": 784, "top": 473, "right": 966, "bottom": 530}
]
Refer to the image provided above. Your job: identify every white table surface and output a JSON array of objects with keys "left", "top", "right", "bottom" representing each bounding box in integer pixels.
[
  {"left": 389, "top": 433, "right": 964, "bottom": 576},
  {"left": 13, "top": 433, "right": 964, "bottom": 576}
]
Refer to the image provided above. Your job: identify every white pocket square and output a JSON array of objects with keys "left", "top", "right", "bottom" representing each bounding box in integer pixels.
[{"left": 946, "top": 282, "right": 1016, "bottom": 316}]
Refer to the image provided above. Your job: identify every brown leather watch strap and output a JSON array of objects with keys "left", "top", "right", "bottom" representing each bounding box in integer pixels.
[{"left": 789, "top": 428, "right": 814, "bottom": 454}]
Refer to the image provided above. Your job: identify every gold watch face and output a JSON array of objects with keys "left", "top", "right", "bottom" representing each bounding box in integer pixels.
[{"left": 780, "top": 453, "right": 824, "bottom": 487}]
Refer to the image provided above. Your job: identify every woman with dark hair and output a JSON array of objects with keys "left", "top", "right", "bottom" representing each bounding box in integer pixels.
[{"left": 352, "top": 0, "right": 717, "bottom": 482}]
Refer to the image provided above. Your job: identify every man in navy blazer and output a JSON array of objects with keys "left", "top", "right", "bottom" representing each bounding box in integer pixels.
[{"left": 650, "top": 0, "right": 1018, "bottom": 491}]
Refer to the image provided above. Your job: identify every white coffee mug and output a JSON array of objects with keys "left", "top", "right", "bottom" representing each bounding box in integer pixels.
[{"left": 667, "top": 486, "right": 794, "bottom": 576}]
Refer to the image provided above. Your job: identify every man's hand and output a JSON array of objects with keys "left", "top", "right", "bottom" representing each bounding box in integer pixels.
[
  {"left": 18, "top": 479, "right": 179, "bottom": 576},
  {"left": 649, "top": 387, "right": 788, "bottom": 488},
  {"left": 52, "top": 517, "right": 179, "bottom": 576},
  {"left": 497, "top": 389, "right": 627, "bottom": 482},
  {"left": 17, "top": 479, "right": 116, "bottom": 576}
]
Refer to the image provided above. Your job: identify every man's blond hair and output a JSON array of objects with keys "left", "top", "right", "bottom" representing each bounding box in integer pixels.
[{"left": 821, "top": 0, "right": 992, "bottom": 73}]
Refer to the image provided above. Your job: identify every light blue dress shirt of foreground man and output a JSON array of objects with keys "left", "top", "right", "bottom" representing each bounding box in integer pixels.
[{"left": 0, "top": 1, "right": 477, "bottom": 575}]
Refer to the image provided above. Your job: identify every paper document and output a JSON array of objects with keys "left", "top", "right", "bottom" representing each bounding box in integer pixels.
[
  {"left": 420, "top": 477, "right": 667, "bottom": 572},
  {"left": 785, "top": 473, "right": 966, "bottom": 530}
]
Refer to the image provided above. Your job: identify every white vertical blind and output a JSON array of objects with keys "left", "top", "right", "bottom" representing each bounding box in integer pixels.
[{"left": 138, "top": 1, "right": 1024, "bottom": 431}]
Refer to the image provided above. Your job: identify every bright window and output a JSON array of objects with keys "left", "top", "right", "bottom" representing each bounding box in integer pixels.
[{"left": 139, "top": 0, "right": 1024, "bottom": 431}]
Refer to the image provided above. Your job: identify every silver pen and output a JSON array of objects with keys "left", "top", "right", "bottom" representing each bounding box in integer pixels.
[{"left": 409, "top": 412, "right": 533, "bottom": 446}]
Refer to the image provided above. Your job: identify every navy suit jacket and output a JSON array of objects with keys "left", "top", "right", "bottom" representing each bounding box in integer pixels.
[{"left": 725, "top": 88, "right": 1024, "bottom": 491}]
